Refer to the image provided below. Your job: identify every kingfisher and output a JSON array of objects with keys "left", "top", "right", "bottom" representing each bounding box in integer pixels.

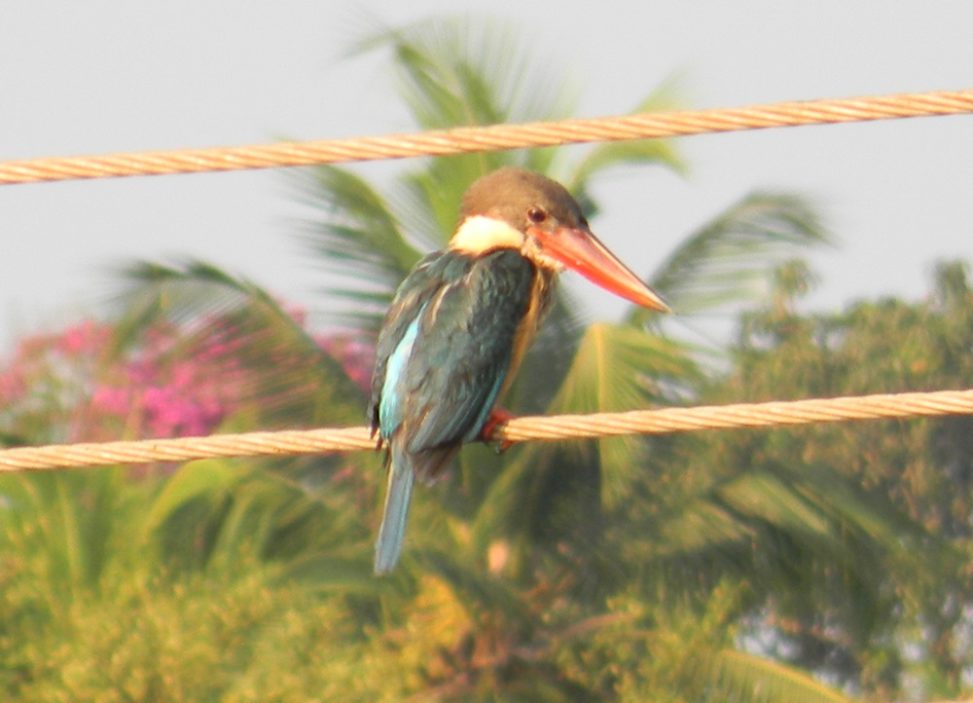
[{"left": 368, "top": 167, "right": 669, "bottom": 573}]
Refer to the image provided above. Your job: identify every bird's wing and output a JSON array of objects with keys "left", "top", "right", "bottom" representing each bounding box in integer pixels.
[
  {"left": 377, "top": 250, "right": 537, "bottom": 473},
  {"left": 368, "top": 251, "right": 448, "bottom": 434}
]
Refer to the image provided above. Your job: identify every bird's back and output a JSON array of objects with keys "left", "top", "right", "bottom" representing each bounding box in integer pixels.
[{"left": 370, "top": 248, "right": 547, "bottom": 480}]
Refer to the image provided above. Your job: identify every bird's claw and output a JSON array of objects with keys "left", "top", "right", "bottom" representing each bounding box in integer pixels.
[{"left": 480, "top": 407, "right": 515, "bottom": 453}]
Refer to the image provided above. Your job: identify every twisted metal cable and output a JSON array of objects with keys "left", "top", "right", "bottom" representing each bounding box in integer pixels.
[
  {"left": 2, "top": 89, "right": 971, "bottom": 186},
  {"left": 1, "top": 389, "right": 971, "bottom": 472}
]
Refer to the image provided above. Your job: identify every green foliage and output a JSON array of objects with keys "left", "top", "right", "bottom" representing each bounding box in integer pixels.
[
  {"left": 4, "top": 556, "right": 410, "bottom": 703},
  {"left": 676, "top": 260, "right": 973, "bottom": 699},
  {"left": 0, "top": 459, "right": 397, "bottom": 701}
]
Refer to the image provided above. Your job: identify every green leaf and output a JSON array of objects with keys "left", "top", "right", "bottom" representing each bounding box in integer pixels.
[
  {"left": 708, "top": 649, "right": 856, "bottom": 703},
  {"left": 142, "top": 460, "right": 239, "bottom": 538},
  {"left": 276, "top": 554, "right": 385, "bottom": 594}
]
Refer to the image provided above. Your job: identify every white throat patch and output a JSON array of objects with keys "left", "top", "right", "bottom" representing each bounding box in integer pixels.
[{"left": 450, "top": 215, "right": 524, "bottom": 254}]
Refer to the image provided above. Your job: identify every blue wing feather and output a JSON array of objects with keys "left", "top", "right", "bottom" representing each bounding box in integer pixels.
[
  {"left": 378, "top": 315, "right": 422, "bottom": 439},
  {"left": 369, "top": 252, "right": 445, "bottom": 434}
]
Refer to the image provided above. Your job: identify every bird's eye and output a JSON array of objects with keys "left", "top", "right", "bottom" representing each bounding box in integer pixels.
[{"left": 527, "top": 207, "right": 547, "bottom": 224}]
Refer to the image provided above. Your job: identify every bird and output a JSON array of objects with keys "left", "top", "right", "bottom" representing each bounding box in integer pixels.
[{"left": 368, "top": 167, "right": 669, "bottom": 573}]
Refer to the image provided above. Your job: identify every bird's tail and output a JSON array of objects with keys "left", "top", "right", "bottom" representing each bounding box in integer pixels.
[{"left": 374, "top": 443, "right": 415, "bottom": 574}]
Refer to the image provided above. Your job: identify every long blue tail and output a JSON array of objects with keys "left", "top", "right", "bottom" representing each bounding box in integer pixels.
[{"left": 374, "top": 444, "right": 415, "bottom": 574}]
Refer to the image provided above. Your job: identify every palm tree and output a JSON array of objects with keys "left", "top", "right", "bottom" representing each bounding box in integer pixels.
[{"left": 104, "top": 17, "right": 909, "bottom": 702}]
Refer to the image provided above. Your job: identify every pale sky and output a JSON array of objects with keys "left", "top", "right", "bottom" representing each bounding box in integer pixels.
[{"left": 2, "top": 2, "right": 972, "bottom": 349}]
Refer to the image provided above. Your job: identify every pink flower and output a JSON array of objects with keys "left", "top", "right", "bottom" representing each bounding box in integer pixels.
[
  {"left": 1, "top": 302, "right": 374, "bottom": 445},
  {"left": 92, "top": 386, "right": 130, "bottom": 416},
  {"left": 0, "top": 369, "right": 26, "bottom": 403},
  {"left": 126, "top": 360, "right": 159, "bottom": 385},
  {"left": 170, "top": 362, "right": 196, "bottom": 389},
  {"left": 57, "top": 320, "right": 110, "bottom": 356}
]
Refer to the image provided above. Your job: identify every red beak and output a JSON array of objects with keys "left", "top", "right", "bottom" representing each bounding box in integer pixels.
[{"left": 530, "top": 226, "right": 670, "bottom": 312}]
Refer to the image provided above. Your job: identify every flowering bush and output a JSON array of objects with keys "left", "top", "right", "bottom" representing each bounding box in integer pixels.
[
  {"left": 0, "top": 312, "right": 373, "bottom": 446},
  {"left": 0, "top": 319, "right": 235, "bottom": 443}
]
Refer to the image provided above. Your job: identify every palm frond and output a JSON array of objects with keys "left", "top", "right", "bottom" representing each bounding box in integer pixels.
[
  {"left": 113, "top": 259, "right": 365, "bottom": 428},
  {"left": 275, "top": 554, "right": 385, "bottom": 595},
  {"left": 294, "top": 166, "right": 422, "bottom": 325},
  {"left": 0, "top": 467, "right": 126, "bottom": 598},
  {"left": 566, "top": 78, "right": 687, "bottom": 204},
  {"left": 396, "top": 155, "right": 510, "bottom": 247},
  {"left": 704, "top": 648, "right": 856, "bottom": 703},
  {"left": 473, "top": 323, "right": 699, "bottom": 567},
  {"left": 339, "top": 17, "right": 582, "bottom": 254},
  {"left": 631, "top": 450, "right": 926, "bottom": 641},
  {"left": 543, "top": 322, "right": 699, "bottom": 506},
  {"left": 637, "top": 192, "right": 830, "bottom": 322},
  {"left": 144, "top": 460, "right": 375, "bottom": 586},
  {"left": 354, "top": 17, "right": 574, "bottom": 131},
  {"left": 306, "top": 19, "right": 689, "bottom": 337}
]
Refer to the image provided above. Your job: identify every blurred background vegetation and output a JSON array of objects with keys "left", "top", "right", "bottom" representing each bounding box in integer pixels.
[{"left": 1, "top": 18, "right": 971, "bottom": 703}]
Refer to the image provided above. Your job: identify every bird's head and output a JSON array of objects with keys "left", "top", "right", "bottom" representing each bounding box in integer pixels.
[{"left": 450, "top": 167, "right": 669, "bottom": 312}]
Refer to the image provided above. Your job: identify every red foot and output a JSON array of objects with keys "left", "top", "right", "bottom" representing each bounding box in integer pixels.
[{"left": 480, "top": 407, "right": 515, "bottom": 452}]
